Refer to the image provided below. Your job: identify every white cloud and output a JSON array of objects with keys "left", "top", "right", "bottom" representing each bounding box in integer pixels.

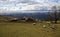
[
  {"left": 0, "top": 4, "right": 40, "bottom": 11},
  {"left": 0, "top": 0, "right": 60, "bottom": 13},
  {"left": 0, "top": 0, "right": 16, "bottom": 1},
  {"left": 20, "top": 5, "right": 39, "bottom": 10},
  {"left": 0, "top": 7, "right": 20, "bottom": 12},
  {"left": 9, "top": 0, "right": 16, "bottom": 1}
]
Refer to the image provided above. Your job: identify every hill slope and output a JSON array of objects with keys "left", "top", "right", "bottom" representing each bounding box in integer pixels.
[{"left": 0, "top": 23, "right": 60, "bottom": 37}]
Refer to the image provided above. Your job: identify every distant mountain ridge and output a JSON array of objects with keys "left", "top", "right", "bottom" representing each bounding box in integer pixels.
[
  {"left": 2, "top": 12, "right": 48, "bottom": 20},
  {"left": 1, "top": 11, "right": 60, "bottom": 20}
]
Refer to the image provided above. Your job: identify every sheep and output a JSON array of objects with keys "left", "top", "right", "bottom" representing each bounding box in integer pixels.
[
  {"left": 46, "top": 22, "right": 51, "bottom": 24},
  {"left": 32, "top": 23, "right": 36, "bottom": 25},
  {"left": 42, "top": 25, "right": 46, "bottom": 28}
]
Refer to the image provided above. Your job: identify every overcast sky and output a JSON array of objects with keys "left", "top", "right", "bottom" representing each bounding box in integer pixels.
[{"left": 0, "top": 0, "right": 60, "bottom": 13}]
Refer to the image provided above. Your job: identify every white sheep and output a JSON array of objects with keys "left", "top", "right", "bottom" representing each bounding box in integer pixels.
[
  {"left": 32, "top": 23, "right": 36, "bottom": 25},
  {"left": 46, "top": 22, "right": 51, "bottom": 24},
  {"left": 42, "top": 25, "right": 46, "bottom": 28}
]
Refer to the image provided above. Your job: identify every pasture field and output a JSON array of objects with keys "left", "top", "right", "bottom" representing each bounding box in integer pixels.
[{"left": 0, "top": 22, "right": 60, "bottom": 37}]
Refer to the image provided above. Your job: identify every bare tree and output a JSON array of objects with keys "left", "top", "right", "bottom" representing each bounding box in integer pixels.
[
  {"left": 48, "top": 6, "right": 60, "bottom": 23},
  {"left": 57, "top": 6, "right": 60, "bottom": 20},
  {"left": 52, "top": 6, "right": 58, "bottom": 23},
  {"left": 48, "top": 12, "right": 52, "bottom": 21},
  {"left": 48, "top": 11, "right": 54, "bottom": 23}
]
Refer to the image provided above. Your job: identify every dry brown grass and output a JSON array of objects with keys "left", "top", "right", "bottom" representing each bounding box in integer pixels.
[{"left": 0, "top": 22, "right": 60, "bottom": 37}]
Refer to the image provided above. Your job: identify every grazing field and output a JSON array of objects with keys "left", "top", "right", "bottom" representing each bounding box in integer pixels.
[{"left": 0, "top": 22, "right": 60, "bottom": 37}]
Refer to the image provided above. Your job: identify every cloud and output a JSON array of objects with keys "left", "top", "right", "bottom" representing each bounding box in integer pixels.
[
  {"left": 49, "top": 0, "right": 59, "bottom": 3},
  {"left": 0, "top": 7, "right": 20, "bottom": 11},
  {"left": 0, "top": 0, "right": 60, "bottom": 13}
]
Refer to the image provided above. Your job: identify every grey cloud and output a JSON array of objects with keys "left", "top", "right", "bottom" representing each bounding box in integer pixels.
[
  {"left": 0, "top": 0, "right": 7, "bottom": 1},
  {"left": 16, "top": 0, "right": 40, "bottom": 5}
]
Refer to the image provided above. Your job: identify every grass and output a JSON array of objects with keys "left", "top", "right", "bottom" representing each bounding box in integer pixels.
[{"left": 0, "top": 22, "right": 60, "bottom": 37}]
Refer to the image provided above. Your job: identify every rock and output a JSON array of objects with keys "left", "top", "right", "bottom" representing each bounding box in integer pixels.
[{"left": 50, "top": 25, "right": 57, "bottom": 31}]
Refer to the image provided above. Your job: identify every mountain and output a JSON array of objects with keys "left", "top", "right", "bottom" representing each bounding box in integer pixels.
[
  {"left": 2, "top": 12, "right": 48, "bottom": 20},
  {"left": 1, "top": 11, "right": 60, "bottom": 21}
]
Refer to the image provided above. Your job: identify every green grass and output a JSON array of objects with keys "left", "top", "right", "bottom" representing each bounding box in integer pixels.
[{"left": 0, "top": 22, "right": 60, "bottom": 37}]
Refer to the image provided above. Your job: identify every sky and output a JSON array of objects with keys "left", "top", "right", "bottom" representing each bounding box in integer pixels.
[{"left": 0, "top": 0, "right": 60, "bottom": 13}]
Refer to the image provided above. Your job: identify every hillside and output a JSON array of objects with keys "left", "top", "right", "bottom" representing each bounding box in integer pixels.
[
  {"left": 0, "top": 15, "right": 60, "bottom": 37},
  {"left": 0, "top": 22, "right": 60, "bottom": 37},
  {"left": 0, "top": 15, "right": 37, "bottom": 23},
  {"left": 0, "top": 15, "right": 18, "bottom": 22}
]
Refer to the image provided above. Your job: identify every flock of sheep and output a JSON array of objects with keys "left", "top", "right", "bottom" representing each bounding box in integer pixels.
[{"left": 32, "top": 22, "right": 57, "bottom": 31}]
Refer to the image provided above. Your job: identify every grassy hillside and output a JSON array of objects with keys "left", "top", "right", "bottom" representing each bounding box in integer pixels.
[
  {"left": 0, "top": 22, "right": 60, "bottom": 37},
  {"left": 0, "top": 15, "right": 13, "bottom": 21},
  {"left": 0, "top": 15, "right": 60, "bottom": 37}
]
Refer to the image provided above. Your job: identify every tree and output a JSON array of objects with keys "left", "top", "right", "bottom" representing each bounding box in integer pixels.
[
  {"left": 48, "top": 11, "right": 54, "bottom": 23},
  {"left": 57, "top": 6, "right": 60, "bottom": 20},
  {"left": 52, "top": 6, "right": 58, "bottom": 23},
  {"left": 48, "top": 6, "right": 60, "bottom": 23}
]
